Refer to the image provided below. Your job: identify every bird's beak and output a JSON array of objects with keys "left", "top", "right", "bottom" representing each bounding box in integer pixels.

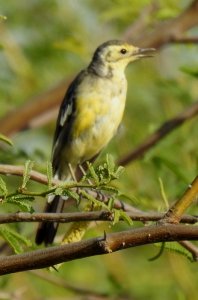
[{"left": 133, "top": 47, "right": 156, "bottom": 58}]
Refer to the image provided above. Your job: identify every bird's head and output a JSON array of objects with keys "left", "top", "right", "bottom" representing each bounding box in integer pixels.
[{"left": 89, "top": 40, "right": 155, "bottom": 77}]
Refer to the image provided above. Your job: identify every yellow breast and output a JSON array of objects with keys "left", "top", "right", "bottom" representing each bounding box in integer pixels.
[{"left": 64, "top": 74, "right": 127, "bottom": 163}]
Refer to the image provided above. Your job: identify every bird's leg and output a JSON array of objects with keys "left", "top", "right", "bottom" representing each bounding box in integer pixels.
[{"left": 68, "top": 163, "right": 77, "bottom": 181}]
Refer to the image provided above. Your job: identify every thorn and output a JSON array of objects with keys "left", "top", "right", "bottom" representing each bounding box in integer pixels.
[{"left": 51, "top": 265, "right": 59, "bottom": 272}]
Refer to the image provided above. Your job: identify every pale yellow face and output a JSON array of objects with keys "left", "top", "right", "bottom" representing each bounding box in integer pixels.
[
  {"left": 91, "top": 40, "right": 155, "bottom": 74},
  {"left": 101, "top": 43, "right": 141, "bottom": 64}
]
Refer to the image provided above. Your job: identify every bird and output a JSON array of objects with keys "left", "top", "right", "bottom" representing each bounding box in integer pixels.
[{"left": 35, "top": 40, "right": 155, "bottom": 245}]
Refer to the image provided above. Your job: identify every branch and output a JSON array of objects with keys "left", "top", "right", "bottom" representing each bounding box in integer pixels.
[
  {"left": 162, "top": 175, "right": 198, "bottom": 223},
  {"left": 172, "top": 36, "right": 198, "bottom": 43},
  {"left": 0, "top": 164, "right": 59, "bottom": 185},
  {"left": 0, "top": 211, "right": 197, "bottom": 224},
  {"left": 118, "top": 101, "right": 198, "bottom": 166},
  {"left": 0, "top": 224, "right": 198, "bottom": 275},
  {"left": 179, "top": 241, "right": 198, "bottom": 261},
  {"left": 130, "top": 0, "right": 198, "bottom": 48}
]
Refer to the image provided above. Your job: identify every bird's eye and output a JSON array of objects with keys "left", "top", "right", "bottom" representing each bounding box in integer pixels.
[{"left": 120, "top": 48, "right": 127, "bottom": 54}]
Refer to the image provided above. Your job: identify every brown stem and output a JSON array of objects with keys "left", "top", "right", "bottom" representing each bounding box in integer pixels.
[
  {"left": 179, "top": 241, "right": 198, "bottom": 261},
  {"left": 0, "top": 224, "right": 198, "bottom": 275},
  {"left": 0, "top": 164, "right": 59, "bottom": 186},
  {"left": 0, "top": 211, "right": 197, "bottom": 225},
  {"left": 162, "top": 176, "right": 198, "bottom": 223},
  {"left": 118, "top": 101, "right": 198, "bottom": 166}
]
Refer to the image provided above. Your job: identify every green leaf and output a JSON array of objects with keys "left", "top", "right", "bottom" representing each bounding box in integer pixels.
[
  {"left": 100, "top": 185, "right": 119, "bottom": 195},
  {"left": 119, "top": 210, "right": 133, "bottom": 226},
  {"left": 106, "top": 154, "right": 115, "bottom": 175},
  {"left": 107, "top": 197, "right": 115, "bottom": 211},
  {"left": 63, "top": 189, "right": 80, "bottom": 204},
  {"left": 0, "top": 225, "right": 32, "bottom": 254},
  {"left": 180, "top": 65, "right": 198, "bottom": 78},
  {"left": 0, "top": 134, "right": 13, "bottom": 146},
  {"left": 112, "top": 209, "right": 120, "bottom": 225},
  {"left": 46, "top": 161, "right": 53, "bottom": 189},
  {"left": 80, "top": 190, "right": 107, "bottom": 210},
  {"left": 158, "top": 177, "right": 169, "bottom": 209},
  {"left": 149, "top": 242, "right": 165, "bottom": 261},
  {"left": 153, "top": 242, "right": 194, "bottom": 262},
  {"left": 22, "top": 160, "right": 34, "bottom": 189},
  {"left": 0, "top": 176, "right": 7, "bottom": 198},
  {"left": 55, "top": 187, "right": 63, "bottom": 195},
  {"left": 6, "top": 195, "right": 34, "bottom": 212},
  {"left": 87, "top": 162, "right": 99, "bottom": 185}
]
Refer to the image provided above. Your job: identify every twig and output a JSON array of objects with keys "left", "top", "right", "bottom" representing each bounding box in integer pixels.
[
  {"left": 172, "top": 36, "right": 198, "bottom": 43},
  {"left": 0, "top": 224, "right": 198, "bottom": 275},
  {"left": 162, "top": 175, "right": 198, "bottom": 223},
  {"left": 0, "top": 211, "right": 197, "bottom": 224},
  {"left": 179, "top": 241, "right": 198, "bottom": 261},
  {"left": 123, "top": 2, "right": 159, "bottom": 41},
  {"left": 131, "top": 0, "right": 198, "bottom": 48},
  {"left": 0, "top": 164, "right": 59, "bottom": 186},
  {"left": 0, "top": 163, "right": 143, "bottom": 213},
  {"left": 118, "top": 101, "right": 198, "bottom": 166}
]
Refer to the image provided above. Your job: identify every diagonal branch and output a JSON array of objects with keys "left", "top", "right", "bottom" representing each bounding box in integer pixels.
[
  {"left": 0, "top": 224, "right": 198, "bottom": 275},
  {"left": 118, "top": 100, "right": 198, "bottom": 166},
  {"left": 162, "top": 175, "right": 198, "bottom": 224}
]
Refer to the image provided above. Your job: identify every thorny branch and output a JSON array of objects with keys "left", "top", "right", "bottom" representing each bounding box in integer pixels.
[
  {"left": 118, "top": 100, "right": 198, "bottom": 166},
  {"left": 0, "top": 224, "right": 198, "bottom": 276}
]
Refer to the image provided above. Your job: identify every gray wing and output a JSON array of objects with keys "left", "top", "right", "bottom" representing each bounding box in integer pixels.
[{"left": 52, "top": 70, "right": 86, "bottom": 176}]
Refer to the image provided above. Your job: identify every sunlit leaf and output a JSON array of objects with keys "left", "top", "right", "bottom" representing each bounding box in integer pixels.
[
  {"left": 0, "top": 225, "right": 32, "bottom": 254},
  {"left": 0, "top": 134, "right": 13, "bottom": 146},
  {"left": 22, "top": 160, "right": 34, "bottom": 189}
]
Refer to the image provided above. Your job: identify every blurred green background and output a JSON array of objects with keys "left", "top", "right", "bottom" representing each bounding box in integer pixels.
[{"left": 0, "top": 0, "right": 198, "bottom": 299}]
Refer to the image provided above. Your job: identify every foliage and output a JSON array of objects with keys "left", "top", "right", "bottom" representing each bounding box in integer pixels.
[{"left": 0, "top": 0, "right": 198, "bottom": 299}]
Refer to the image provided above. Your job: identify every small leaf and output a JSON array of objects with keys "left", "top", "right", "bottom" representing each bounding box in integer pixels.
[
  {"left": 119, "top": 210, "right": 133, "bottom": 226},
  {"left": 149, "top": 242, "right": 165, "bottom": 261},
  {"left": 0, "top": 134, "right": 13, "bottom": 146},
  {"left": 108, "top": 197, "right": 115, "bottom": 211},
  {"left": 55, "top": 187, "right": 63, "bottom": 195},
  {"left": 114, "top": 166, "right": 125, "bottom": 179},
  {"left": 6, "top": 195, "right": 34, "bottom": 212},
  {"left": 80, "top": 190, "right": 107, "bottom": 210},
  {"left": 106, "top": 154, "right": 115, "bottom": 174},
  {"left": 100, "top": 185, "right": 119, "bottom": 194},
  {"left": 0, "top": 225, "right": 32, "bottom": 254},
  {"left": 153, "top": 242, "right": 194, "bottom": 262},
  {"left": 46, "top": 161, "right": 53, "bottom": 189},
  {"left": 112, "top": 209, "right": 120, "bottom": 225},
  {"left": 0, "top": 176, "right": 7, "bottom": 198},
  {"left": 63, "top": 189, "right": 80, "bottom": 204},
  {"left": 22, "top": 160, "right": 34, "bottom": 189},
  {"left": 158, "top": 177, "right": 169, "bottom": 209},
  {"left": 87, "top": 162, "right": 99, "bottom": 185}
]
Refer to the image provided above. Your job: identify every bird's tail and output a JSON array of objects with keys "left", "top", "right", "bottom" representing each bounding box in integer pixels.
[
  {"left": 35, "top": 195, "right": 65, "bottom": 245},
  {"left": 35, "top": 159, "right": 98, "bottom": 246}
]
